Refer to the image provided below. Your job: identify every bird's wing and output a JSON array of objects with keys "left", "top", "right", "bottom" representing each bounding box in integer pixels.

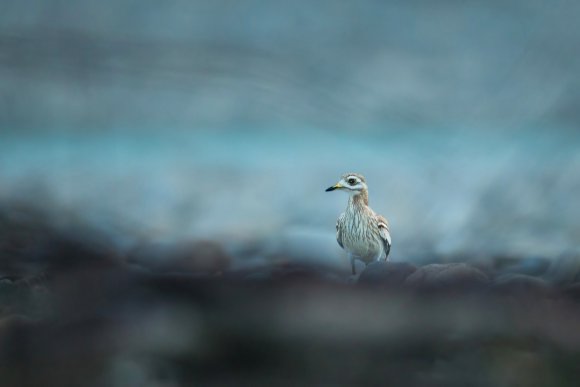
[
  {"left": 376, "top": 214, "right": 391, "bottom": 259},
  {"left": 336, "top": 213, "right": 345, "bottom": 249}
]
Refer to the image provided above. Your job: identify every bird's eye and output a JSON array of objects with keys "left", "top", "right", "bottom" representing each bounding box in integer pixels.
[{"left": 348, "top": 178, "right": 356, "bottom": 185}]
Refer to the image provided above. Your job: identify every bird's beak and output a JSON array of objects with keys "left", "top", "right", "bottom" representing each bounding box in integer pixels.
[{"left": 325, "top": 183, "right": 343, "bottom": 192}]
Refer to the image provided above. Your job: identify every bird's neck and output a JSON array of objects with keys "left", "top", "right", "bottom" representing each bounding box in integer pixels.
[{"left": 348, "top": 190, "right": 369, "bottom": 208}]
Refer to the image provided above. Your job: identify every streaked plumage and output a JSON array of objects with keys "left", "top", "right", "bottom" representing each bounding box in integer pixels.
[{"left": 326, "top": 173, "right": 391, "bottom": 274}]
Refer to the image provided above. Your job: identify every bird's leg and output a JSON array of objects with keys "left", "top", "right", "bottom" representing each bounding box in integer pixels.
[{"left": 350, "top": 254, "right": 356, "bottom": 275}]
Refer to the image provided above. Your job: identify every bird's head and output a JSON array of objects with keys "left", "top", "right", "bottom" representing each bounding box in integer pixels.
[{"left": 325, "top": 173, "right": 367, "bottom": 196}]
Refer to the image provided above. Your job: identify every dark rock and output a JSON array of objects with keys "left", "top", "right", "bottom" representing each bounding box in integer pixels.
[
  {"left": 0, "top": 315, "right": 35, "bottom": 362},
  {"left": 128, "top": 240, "right": 231, "bottom": 274},
  {"left": 404, "top": 263, "right": 489, "bottom": 291},
  {"left": 0, "top": 314, "right": 33, "bottom": 331},
  {"left": 491, "top": 274, "right": 552, "bottom": 297},
  {"left": 497, "top": 257, "right": 551, "bottom": 277},
  {"left": 358, "top": 261, "right": 417, "bottom": 288},
  {"left": 242, "top": 263, "right": 346, "bottom": 284},
  {"left": 244, "top": 271, "right": 273, "bottom": 282},
  {"left": 489, "top": 255, "right": 525, "bottom": 272},
  {"left": 0, "top": 211, "right": 121, "bottom": 279},
  {"left": 544, "top": 253, "right": 580, "bottom": 286},
  {"left": 564, "top": 283, "right": 580, "bottom": 301}
]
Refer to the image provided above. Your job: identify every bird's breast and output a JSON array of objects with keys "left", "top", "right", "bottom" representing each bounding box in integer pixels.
[{"left": 341, "top": 212, "right": 382, "bottom": 262}]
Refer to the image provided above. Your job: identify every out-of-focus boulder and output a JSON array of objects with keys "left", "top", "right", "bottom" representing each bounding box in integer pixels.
[
  {"left": 358, "top": 261, "right": 417, "bottom": 288},
  {"left": 564, "top": 283, "right": 580, "bottom": 301},
  {"left": 491, "top": 273, "right": 552, "bottom": 298},
  {"left": 127, "top": 240, "right": 231, "bottom": 274},
  {"left": 496, "top": 256, "right": 551, "bottom": 277},
  {"left": 544, "top": 253, "right": 580, "bottom": 286},
  {"left": 405, "top": 263, "right": 489, "bottom": 291}
]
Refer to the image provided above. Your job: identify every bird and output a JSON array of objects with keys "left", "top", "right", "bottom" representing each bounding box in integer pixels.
[{"left": 325, "top": 173, "right": 391, "bottom": 275}]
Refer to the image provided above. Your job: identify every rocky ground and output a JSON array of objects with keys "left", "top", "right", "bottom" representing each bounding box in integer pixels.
[{"left": 1, "top": 205, "right": 580, "bottom": 387}]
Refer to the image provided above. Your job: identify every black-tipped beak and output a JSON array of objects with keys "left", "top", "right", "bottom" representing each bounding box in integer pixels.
[{"left": 325, "top": 184, "right": 342, "bottom": 192}]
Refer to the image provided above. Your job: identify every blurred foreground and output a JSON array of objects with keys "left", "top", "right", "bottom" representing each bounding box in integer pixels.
[{"left": 1, "top": 204, "right": 580, "bottom": 387}]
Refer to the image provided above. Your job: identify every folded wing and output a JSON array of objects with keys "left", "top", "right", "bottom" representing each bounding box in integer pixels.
[
  {"left": 336, "top": 213, "right": 345, "bottom": 249},
  {"left": 376, "top": 215, "right": 391, "bottom": 259}
]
